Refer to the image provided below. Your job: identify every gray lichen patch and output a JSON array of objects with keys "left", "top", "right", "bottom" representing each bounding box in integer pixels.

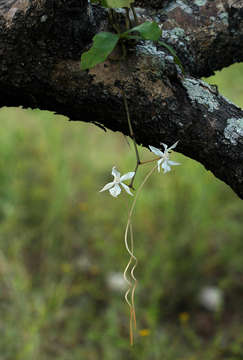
[
  {"left": 194, "top": 0, "right": 207, "bottom": 6},
  {"left": 162, "top": 27, "right": 190, "bottom": 55},
  {"left": 166, "top": 0, "right": 193, "bottom": 15},
  {"left": 163, "top": 27, "right": 189, "bottom": 42},
  {"left": 182, "top": 78, "right": 220, "bottom": 112},
  {"left": 136, "top": 43, "right": 165, "bottom": 57},
  {"left": 224, "top": 118, "right": 243, "bottom": 145},
  {"left": 218, "top": 12, "right": 229, "bottom": 26},
  {"left": 136, "top": 42, "right": 166, "bottom": 71},
  {"left": 167, "top": 27, "right": 185, "bottom": 37}
]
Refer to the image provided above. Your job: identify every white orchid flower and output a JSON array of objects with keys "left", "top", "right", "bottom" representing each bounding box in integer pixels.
[
  {"left": 100, "top": 167, "right": 135, "bottom": 197},
  {"left": 149, "top": 141, "right": 180, "bottom": 173}
]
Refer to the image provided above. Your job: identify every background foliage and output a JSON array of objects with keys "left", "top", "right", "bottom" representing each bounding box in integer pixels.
[{"left": 0, "top": 63, "right": 243, "bottom": 359}]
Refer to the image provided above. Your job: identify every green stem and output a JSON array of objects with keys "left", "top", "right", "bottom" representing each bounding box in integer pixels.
[
  {"left": 109, "top": 9, "right": 121, "bottom": 34},
  {"left": 130, "top": 162, "right": 139, "bottom": 189},
  {"left": 121, "top": 90, "right": 141, "bottom": 188},
  {"left": 125, "top": 7, "right": 131, "bottom": 30},
  {"left": 131, "top": 4, "right": 138, "bottom": 25},
  {"left": 121, "top": 41, "right": 127, "bottom": 60},
  {"left": 125, "top": 7, "right": 132, "bottom": 29}
]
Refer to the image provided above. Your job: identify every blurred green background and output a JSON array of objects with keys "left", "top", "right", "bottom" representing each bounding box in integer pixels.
[{"left": 0, "top": 63, "right": 243, "bottom": 360}]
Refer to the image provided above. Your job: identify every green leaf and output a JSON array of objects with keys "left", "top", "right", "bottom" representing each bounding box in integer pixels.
[
  {"left": 81, "top": 32, "right": 119, "bottom": 70},
  {"left": 123, "top": 21, "right": 162, "bottom": 41},
  {"left": 158, "top": 40, "right": 185, "bottom": 74},
  {"left": 101, "top": 0, "right": 134, "bottom": 8}
]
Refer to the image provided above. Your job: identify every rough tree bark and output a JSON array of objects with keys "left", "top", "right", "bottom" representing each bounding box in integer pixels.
[{"left": 0, "top": 0, "right": 243, "bottom": 198}]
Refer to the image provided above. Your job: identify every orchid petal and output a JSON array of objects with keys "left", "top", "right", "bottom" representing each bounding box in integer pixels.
[
  {"left": 149, "top": 145, "right": 164, "bottom": 157},
  {"left": 162, "top": 160, "right": 171, "bottom": 173},
  {"left": 120, "top": 172, "right": 135, "bottom": 182},
  {"left": 168, "top": 160, "right": 180, "bottom": 166},
  {"left": 109, "top": 184, "right": 121, "bottom": 197},
  {"left": 99, "top": 182, "right": 115, "bottom": 192},
  {"left": 157, "top": 158, "right": 163, "bottom": 172},
  {"left": 112, "top": 166, "right": 120, "bottom": 179},
  {"left": 168, "top": 141, "right": 179, "bottom": 151},
  {"left": 121, "top": 182, "right": 134, "bottom": 196},
  {"left": 160, "top": 143, "right": 168, "bottom": 151}
]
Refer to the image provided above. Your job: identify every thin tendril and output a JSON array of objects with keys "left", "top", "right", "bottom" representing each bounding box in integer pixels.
[
  {"left": 123, "top": 226, "right": 134, "bottom": 344},
  {"left": 124, "top": 164, "right": 157, "bottom": 345},
  {"left": 123, "top": 223, "right": 134, "bottom": 309},
  {"left": 123, "top": 223, "right": 136, "bottom": 345},
  {"left": 130, "top": 223, "right": 137, "bottom": 330},
  {"left": 124, "top": 256, "right": 133, "bottom": 307}
]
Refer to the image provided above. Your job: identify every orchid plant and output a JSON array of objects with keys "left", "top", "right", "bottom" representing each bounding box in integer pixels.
[{"left": 81, "top": 0, "right": 183, "bottom": 346}]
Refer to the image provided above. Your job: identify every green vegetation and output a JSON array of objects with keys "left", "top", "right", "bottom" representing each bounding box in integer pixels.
[
  {"left": 0, "top": 63, "right": 243, "bottom": 359},
  {"left": 80, "top": 22, "right": 164, "bottom": 70}
]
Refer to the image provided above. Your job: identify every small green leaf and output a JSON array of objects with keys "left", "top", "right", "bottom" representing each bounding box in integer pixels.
[
  {"left": 158, "top": 40, "right": 185, "bottom": 74},
  {"left": 81, "top": 32, "right": 119, "bottom": 70},
  {"left": 123, "top": 21, "right": 162, "bottom": 41},
  {"left": 101, "top": 0, "right": 134, "bottom": 8}
]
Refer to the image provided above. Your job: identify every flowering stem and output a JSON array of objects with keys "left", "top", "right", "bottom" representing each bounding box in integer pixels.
[
  {"left": 140, "top": 157, "right": 160, "bottom": 165},
  {"left": 127, "top": 164, "right": 157, "bottom": 222}
]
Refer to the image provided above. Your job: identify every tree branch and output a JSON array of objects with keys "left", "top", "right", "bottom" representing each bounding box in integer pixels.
[{"left": 0, "top": 0, "right": 243, "bottom": 198}]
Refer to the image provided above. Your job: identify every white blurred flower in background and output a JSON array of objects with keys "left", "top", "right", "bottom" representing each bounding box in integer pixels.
[
  {"left": 198, "top": 286, "right": 223, "bottom": 311},
  {"left": 106, "top": 272, "right": 127, "bottom": 292}
]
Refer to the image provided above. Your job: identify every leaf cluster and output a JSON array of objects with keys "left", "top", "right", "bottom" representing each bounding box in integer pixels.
[
  {"left": 81, "top": 21, "right": 163, "bottom": 70},
  {"left": 81, "top": 2, "right": 184, "bottom": 73}
]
